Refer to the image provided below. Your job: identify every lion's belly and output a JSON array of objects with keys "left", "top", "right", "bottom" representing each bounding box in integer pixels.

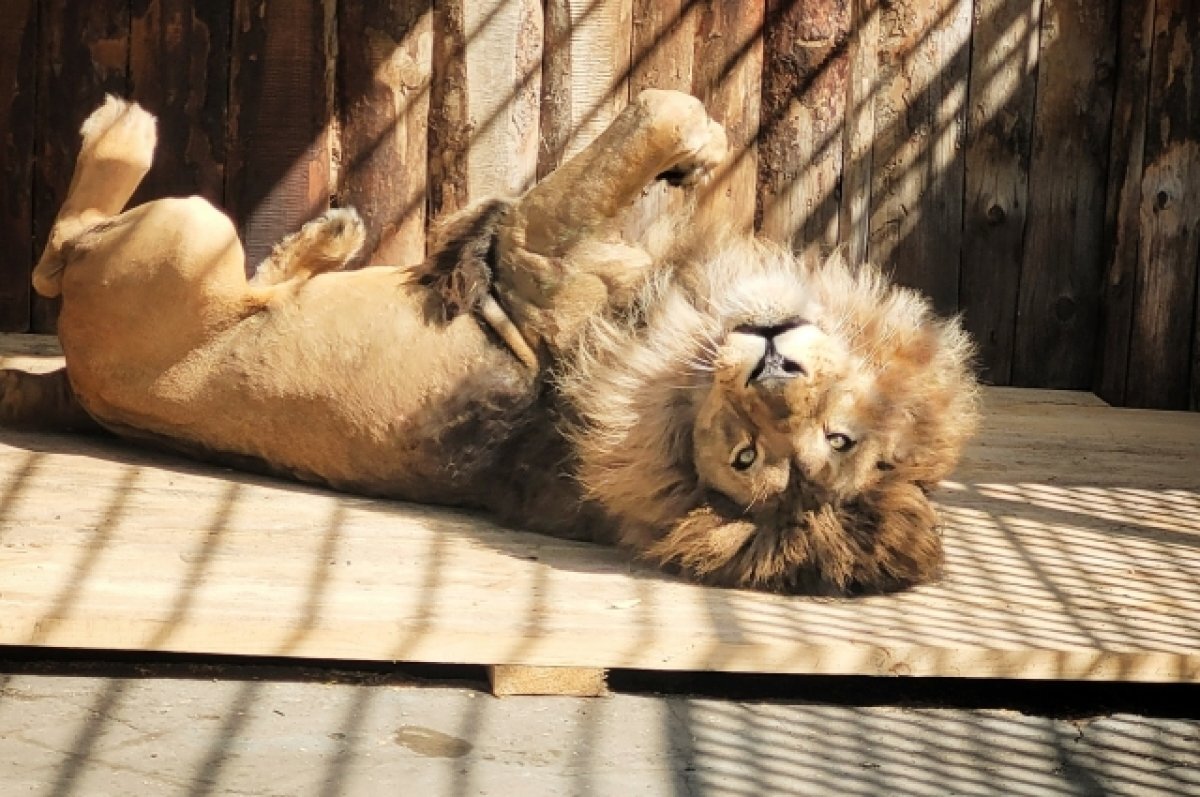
[{"left": 63, "top": 265, "right": 540, "bottom": 506}]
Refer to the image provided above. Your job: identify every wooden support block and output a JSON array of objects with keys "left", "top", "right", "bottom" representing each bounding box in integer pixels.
[{"left": 488, "top": 665, "right": 608, "bottom": 698}]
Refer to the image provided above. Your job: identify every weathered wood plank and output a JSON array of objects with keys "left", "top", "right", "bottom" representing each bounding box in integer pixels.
[
  {"left": 0, "top": 0, "right": 37, "bottom": 333},
  {"left": 0, "top": 375, "right": 1198, "bottom": 682},
  {"left": 837, "top": 0, "right": 880, "bottom": 270},
  {"left": 868, "top": 0, "right": 972, "bottom": 316},
  {"left": 1094, "top": 0, "right": 1156, "bottom": 406},
  {"left": 427, "top": 0, "right": 470, "bottom": 221},
  {"left": 32, "top": 0, "right": 131, "bottom": 333},
  {"left": 225, "top": 0, "right": 334, "bottom": 271},
  {"left": 460, "top": 0, "right": 542, "bottom": 201},
  {"left": 1012, "top": 0, "right": 1119, "bottom": 389},
  {"left": 538, "top": 0, "right": 631, "bottom": 180},
  {"left": 756, "top": 0, "right": 850, "bottom": 263},
  {"left": 337, "top": 1, "right": 432, "bottom": 268},
  {"left": 128, "top": 0, "right": 231, "bottom": 206},
  {"left": 958, "top": 0, "right": 1042, "bottom": 385},
  {"left": 1125, "top": 2, "right": 1200, "bottom": 410},
  {"left": 691, "top": 0, "right": 765, "bottom": 235},
  {"left": 488, "top": 665, "right": 607, "bottom": 697},
  {"left": 623, "top": 0, "right": 698, "bottom": 242}
]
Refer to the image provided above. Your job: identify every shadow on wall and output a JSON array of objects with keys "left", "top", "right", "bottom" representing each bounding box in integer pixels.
[{"left": 3, "top": 0, "right": 1194, "bottom": 407}]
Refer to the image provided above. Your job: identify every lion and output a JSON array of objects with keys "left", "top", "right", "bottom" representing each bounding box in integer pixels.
[{"left": 1, "top": 89, "right": 979, "bottom": 595}]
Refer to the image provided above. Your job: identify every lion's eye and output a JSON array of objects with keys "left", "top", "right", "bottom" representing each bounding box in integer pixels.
[
  {"left": 826, "top": 432, "right": 856, "bottom": 452},
  {"left": 731, "top": 444, "right": 758, "bottom": 471}
]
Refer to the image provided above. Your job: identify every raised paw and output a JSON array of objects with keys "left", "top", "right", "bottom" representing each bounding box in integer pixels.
[
  {"left": 79, "top": 95, "right": 158, "bottom": 175},
  {"left": 252, "top": 207, "right": 367, "bottom": 286}
]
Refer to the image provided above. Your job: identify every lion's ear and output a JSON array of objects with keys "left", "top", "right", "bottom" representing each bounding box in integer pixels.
[{"left": 411, "top": 199, "right": 513, "bottom": 321}]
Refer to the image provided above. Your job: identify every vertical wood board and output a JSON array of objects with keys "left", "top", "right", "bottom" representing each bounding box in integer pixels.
[
  {"left": 623, "top": 0, "right": 698, "bottom": 241},
  {"left": 837, "top": 0, "right": 880, "bottom": 270},
  {"left": 338, "top": 0, "right": 433, "bottom": 268},
  {"left": 129, "top": 0, "right": 232, "bottom": 206},
  {"left": 757, "top": 0, "right": 850, "bottom": 263},
  {"left": 1126, "top": 2, "right": 1200, "bottom": 409},
  {"left": 1013, "top": 0, "right": 1119, "bottom": 389},
  {"left": 226, "top": 0, "right": 334, "bottom": 271},
  {"left": 0, "top": 0, "right": 37, "bottom": 332},
  {"left": 691, "top": 0, "right": 766, "bottom": 234},
  {"left": 867, "top": 0, "right": 972, "bottom": 316},
  {"left": 1094, "top": 0, "right": 1157, "bottom": 405},
  {"left": 959, "top": 0, "right": 1043, "bottom": 384},
  {"left": 461, "top": 0, "right": 542, "bottom": 200}
]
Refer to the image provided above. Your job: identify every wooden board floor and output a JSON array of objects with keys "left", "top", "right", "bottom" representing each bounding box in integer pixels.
[{"left": 3, "top": 336, "right": 1199, "bottom": 682}]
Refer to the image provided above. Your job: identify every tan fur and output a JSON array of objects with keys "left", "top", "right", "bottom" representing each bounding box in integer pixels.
[{"left": 9, "top": 90, "right": 979, "bottom": 596}]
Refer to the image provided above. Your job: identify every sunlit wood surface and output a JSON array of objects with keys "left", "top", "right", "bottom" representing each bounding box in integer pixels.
[{"left": 2, "top": 336, "right": 1198, "bottom": 681}]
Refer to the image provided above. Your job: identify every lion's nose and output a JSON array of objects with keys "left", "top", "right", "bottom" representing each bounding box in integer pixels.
[{"left": 749, "top": 341, "right": 805, "bottom": 383}]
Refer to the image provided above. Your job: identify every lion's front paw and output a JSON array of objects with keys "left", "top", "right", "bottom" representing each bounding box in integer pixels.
[{"left": 657, "top": 117, "right": 727, "bottom": 186}]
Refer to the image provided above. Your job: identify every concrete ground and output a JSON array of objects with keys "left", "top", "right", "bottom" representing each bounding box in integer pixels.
[{"left": 0, "top": 662, "right": 1197, "bottom": 797}]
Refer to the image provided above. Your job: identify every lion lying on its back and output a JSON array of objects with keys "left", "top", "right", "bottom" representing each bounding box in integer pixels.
[{"left": 2, "top": 90, "right": 979, "bottom": 595}]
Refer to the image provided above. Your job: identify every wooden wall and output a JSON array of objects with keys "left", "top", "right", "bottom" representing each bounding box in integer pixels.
[{"left": 0, "top": 0, "right": 1197, "bottom": 409}]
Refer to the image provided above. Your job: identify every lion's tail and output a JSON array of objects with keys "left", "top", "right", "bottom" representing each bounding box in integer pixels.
[{"left": 32, "top": 95, "right": 158, "bottom": 298}]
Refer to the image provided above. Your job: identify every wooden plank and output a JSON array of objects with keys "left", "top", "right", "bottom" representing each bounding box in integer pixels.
[
  {"left": 427, "top": 0, "right": 471, "bottom": 220},
  {"left": 337, "top": 1, "right": 432, "bottom": 268},
  {"left": 756, "top": 0, "right": 849, "bottom": 263},
  {"left": 1011, "top": 0, "right": 1119, "bottom": 389},
  {"left": 691, "top": 1, "right": 765, "bottom": 235},
  {"left": 0, "top": 0, "right": 36, "bottom": 333},
  {"left": 32, "top": 0, "right": 131, "bottom": 333},
  {"left": 488, "top": 665, "right": 607, "bottom": 697},
  {"left": 837, "top": 0, "right": 880, "bottom": 270},
  {"left": 0, "top": 334, "right": 63, "bottom": 374},
  {"left": 225, "top": 0, "right": 334, "bottom": 271},
  {"left": 128, "top": 0, "right": 231, "bottom": 206},
  {"left": 958, "top": 0, "right": 1043, "bottom": 385},
  {"left": 623, "top": 0, "right": 697, "bottom": 242},
  {"left": 1094, "top": 0, "right": 1156, "bottom": 406},
  {"left": 460, "top": 0, "right": 543, "bottom": 200},
  {"left": 868, "top": 0, "right": 972, "bottom": 315},
  {"left": 1125, "top": 2, "right": 1200, "bottom": 410},
  {"left": 1, "top": 365, "right": 1198, "bottom": 681},
  {"left": 538, "top": 0, "right": 632, "bottom": 178}
]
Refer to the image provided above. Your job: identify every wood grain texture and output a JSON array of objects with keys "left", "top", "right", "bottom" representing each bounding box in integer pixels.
[
  {"left": 1125, "top": 2, "right": 1200, "bottom": 410},
  {"left": 225, "top": 0, "right": 334, "bottom": 271},
  {"left": 128, "top": 0, "right": 231, "bottom": 206},
  {"left": 691, "top": 0, "right": 765, "bottom": 235},
  {"left": 488, "top": 665, "right": 607, "bottom": 697},
  {"left": 1094, "top": 0, "right": 1156, "bottom": 406},
  {"left": 0, "top": 359, "right": 1197, "bottom": 681},
  {"left": 0, "top": 0, "right": 37, "bottom": 332},
  {"left": 32, "top": 0, "right": 131, "bottom": 333},
  {"left": 427, "top": 0, "right": 471, "bottom": 221},
  {"left": 538, "top": 0, "right": 631, "bottom": 179},
  {"left": 868, "top": 0, "right": 971, "bottom": 316},
  {"left": 959, "top": 0, "right": 1042, "bottom": 385},
  {"left": 461, "top": 0, "right": 542, "bottom": 200},
  {"left": 337, "top": 0, "right": 432, "bottom": 268},
  {"left": 623, "top": 0, "right": 697, "bottom": 242},
  {"left": 756, "top": 0, "right": 849, "bottom": 263},
  {"left": 1012, "top": 0, "right": 1119, "bottom": 389},
  {"left": 837, "top": 0, "right": 879, "bottom": 271}
]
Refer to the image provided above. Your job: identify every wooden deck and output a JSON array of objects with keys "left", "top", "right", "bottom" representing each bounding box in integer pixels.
[{"left": 2, "top": 335, "right": 1199, "bottom": 684}]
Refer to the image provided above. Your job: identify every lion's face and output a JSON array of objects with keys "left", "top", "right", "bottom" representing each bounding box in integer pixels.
[
  {"left": 692, "top": 321, "right": 850, "bottom": 510},
  {"left": 562, "top": 238, "right": 978, "bottom": 596}
]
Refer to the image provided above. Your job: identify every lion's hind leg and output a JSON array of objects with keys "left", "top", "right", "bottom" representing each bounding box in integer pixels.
[
  {"left": 33, "top": 96, "right": 158, "bottom": 299},
  {"left": 250, "top": 208, "right": 367, "bottom": 287},
  {"left": 0, "top": 368, "right": 100, "bottom": 432}
]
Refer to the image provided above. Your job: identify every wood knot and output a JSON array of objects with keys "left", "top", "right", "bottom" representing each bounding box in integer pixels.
[
  {"left": 1155, "top": 190, "right": 1170, "bottom": 210},
  {"left": 1054, "top": 295, "right": 1077, "bottom": 323},
  {"left": 986, "top": 204, "right": 1007, "bottom": 225}
]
